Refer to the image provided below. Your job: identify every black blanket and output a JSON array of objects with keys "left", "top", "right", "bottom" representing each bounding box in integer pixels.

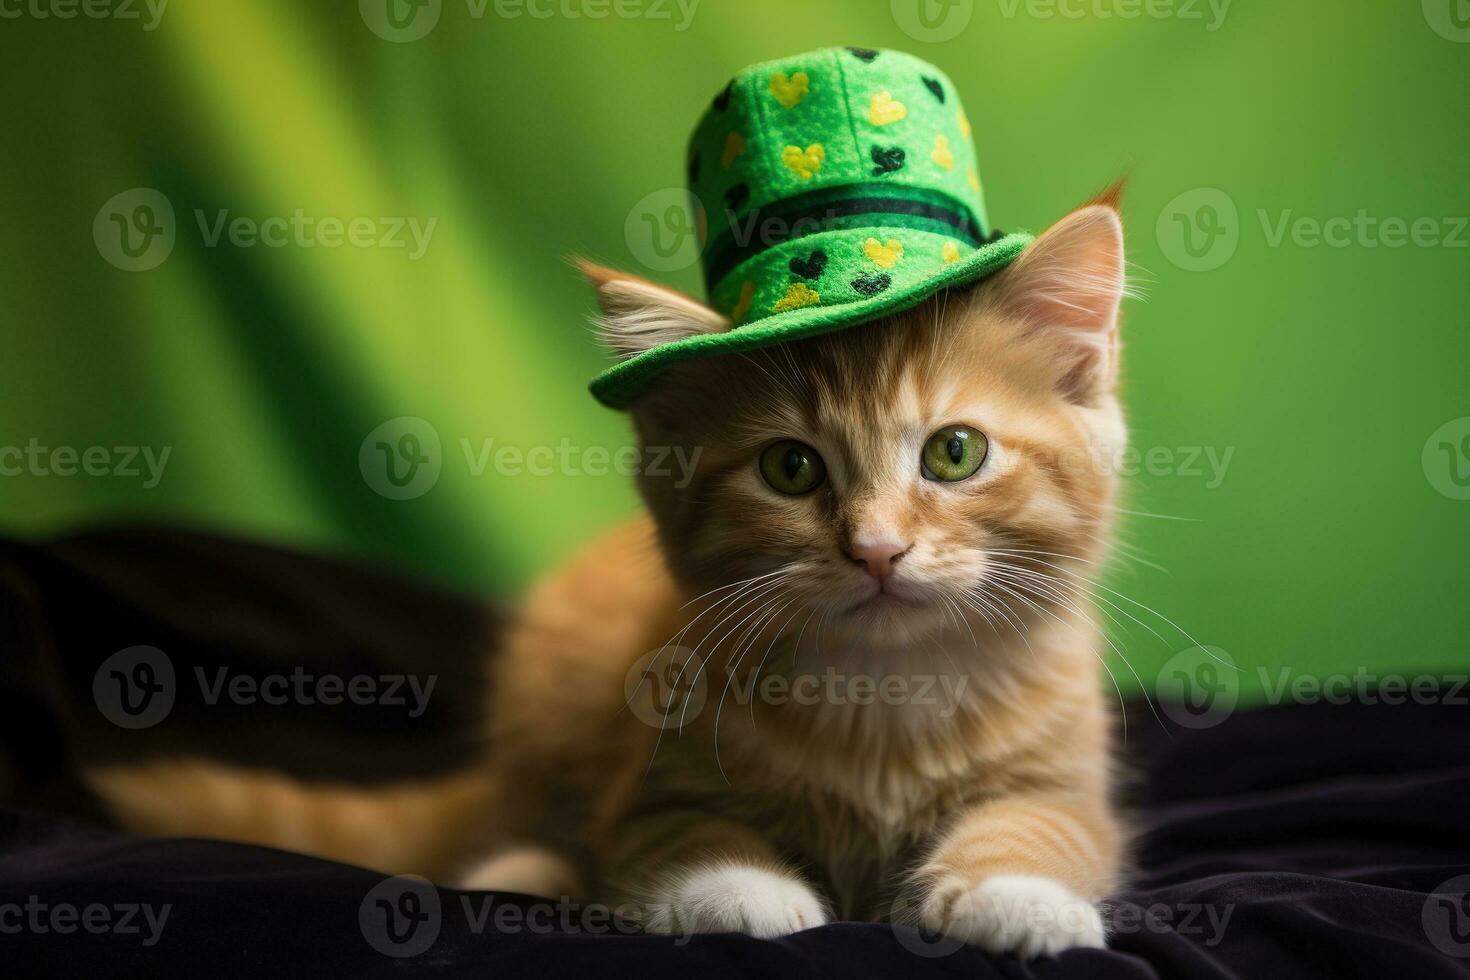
[{"left": 1, "top": 528, "right": 1467, "bottom": 978}]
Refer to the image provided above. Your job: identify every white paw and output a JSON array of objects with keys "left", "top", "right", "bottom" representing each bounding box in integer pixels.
[
  {"left": 921, "top": 874, "right": 1105, "bottom": 958},
  {"left": 643, "top": 864, "right": 828, "bottom": 938}
]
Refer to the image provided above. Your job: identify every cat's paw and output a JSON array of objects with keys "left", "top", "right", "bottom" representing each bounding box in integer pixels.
[
  {"left": 920, "top": 873, "right": 1105, "bottom": 958},
  {"left": 643, "top": 864, "right": 828, "bottom": 938}
]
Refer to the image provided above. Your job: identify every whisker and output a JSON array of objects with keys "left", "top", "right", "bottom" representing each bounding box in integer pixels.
[
  {"left": 639, "top": 574, "right": 792, "bottom": 779},
  {"left": 680, "top": 567, "right": 787, "bottom": 610},
  {"left": 1109, "top": 506, "right": 1200, "bottom": 523},
  {"left": 676, "top": 577, "right": 792, "bottom": 731},
  {"left": 989, "top": 551, "right": 1177, "bottom": 649},
  {"left": 626, "top": 571, "right": 784, "bottom": 714},
  {"left": 988, "top": 564, "right": 1133, "bottom": 638},
  {"left": 983, "top": 576, "right": 1149, "bottom": 740},
  {"left": 749, "top": 602, "right": 814, "bottom": 730},
  {"left": 959, "top": 588, "right": 1030, "bottom": 654},
  {"left": 714, "top": 592, "right": 796, "bottom": 783},
  {"left": 994, "top": 548, "right": 1225, "bottom": 668},
  {"left": 941, "top": 593, "right": 979, "bottom": 650}
]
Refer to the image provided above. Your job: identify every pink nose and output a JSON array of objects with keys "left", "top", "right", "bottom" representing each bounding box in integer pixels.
[{"left": 848, "top": 538, "right": 911, "bottom": 581}]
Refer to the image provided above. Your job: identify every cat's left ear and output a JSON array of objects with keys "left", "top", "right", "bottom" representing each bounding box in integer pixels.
[
  {"left": 577, "top": 259, "right": 730, "bottom": 360},
  {"left": 994, "top": 188, "right": 1127, "bottom": 403}
]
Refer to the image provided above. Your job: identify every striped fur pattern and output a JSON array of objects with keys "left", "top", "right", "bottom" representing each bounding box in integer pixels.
[
  {"left": 87, "top": 198, "right": 1130, "bottom": 959},
  {"left": 473, "top": 198, "right": 1131, "bottom": 956}
]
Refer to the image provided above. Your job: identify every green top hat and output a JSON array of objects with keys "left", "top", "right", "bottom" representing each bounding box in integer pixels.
[{"left": 590, "top": 46, "right": 1032, "bottom": 408}]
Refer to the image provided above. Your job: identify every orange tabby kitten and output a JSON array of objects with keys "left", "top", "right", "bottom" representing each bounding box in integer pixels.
[{"left": 466, "top": 194, "right": 1130, "bottom": 956}]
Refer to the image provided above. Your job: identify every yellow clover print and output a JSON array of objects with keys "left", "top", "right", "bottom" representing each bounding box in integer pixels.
[
  {"left": 782, "top": 143, "right": 825, "bottom": 180},
  {"left": 773, "top": 282, "right": 821, "bottom": 313},
  {"left": 863, "top": 238, "right": 904, "bottom": 269},
  {"left": 943, "top": 241, "right": 962, "bottom": 264},
  {"left": 868, "top": 91, "right": 908, "bottom": 126},
  {"left": 730, "top": 281, "right": 755, "bottom": 324},
  {"left": 932, "top": 134, "right": 955, "bottom": 171},
  {"left": 722, "top": 131, "right": 746, "bottom": 170},
  {"left": 769, "top": 71, "right": 810, "bottom": 109}
]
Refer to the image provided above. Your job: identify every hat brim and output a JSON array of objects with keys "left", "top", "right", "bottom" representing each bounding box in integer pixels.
[{"left": 590, "top": 231, "right": 1033, "bottom": 409}]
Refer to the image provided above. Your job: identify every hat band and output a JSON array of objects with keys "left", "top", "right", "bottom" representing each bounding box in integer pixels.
[{"left": 702, "top": 183, "right": 987, "bottom": 292}]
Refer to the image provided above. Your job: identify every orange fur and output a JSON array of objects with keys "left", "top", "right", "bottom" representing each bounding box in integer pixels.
[
  {"left": 476, "top": 202, "right": 1132, "bottom": 947},
  {"left": 89, "top": 202, "right": 1131, "bottom": 955},
  {"left": 86, "top": 759, "right": 492, "bottom": 877}
]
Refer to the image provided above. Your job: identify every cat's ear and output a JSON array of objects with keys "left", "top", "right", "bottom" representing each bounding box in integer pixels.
[
  {"left": 577, "top": 259, "right": 729, "bottom": 360},
  {"left": 995, "top": 187, "right": 1128, "bottom": 402}
]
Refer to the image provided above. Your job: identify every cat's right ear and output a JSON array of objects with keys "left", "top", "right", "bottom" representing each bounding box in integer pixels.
[{"left": 576, "top": 259, "right": 729, "bottom": 360}]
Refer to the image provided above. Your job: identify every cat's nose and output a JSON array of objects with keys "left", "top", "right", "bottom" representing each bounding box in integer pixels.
[{"left": 848, "top": 537, "right": 911, "bottom": 581}]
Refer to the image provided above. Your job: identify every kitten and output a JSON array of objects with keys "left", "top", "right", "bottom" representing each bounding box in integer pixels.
[{"left": 467, "top": 193, "right": 1130, "bottom": 957}]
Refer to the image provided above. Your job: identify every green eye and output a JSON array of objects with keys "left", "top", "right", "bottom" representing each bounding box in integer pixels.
[
  {"left": 759, "top": 440, "right": 827, "bottom": 495},
  {"left": 922, "top": 426, "right": 988, "bottom": 482}
]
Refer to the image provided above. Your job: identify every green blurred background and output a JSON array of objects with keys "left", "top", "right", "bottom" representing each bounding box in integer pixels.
[{"left": 2, "top": 1, "right": 1466, "bottom": 700}]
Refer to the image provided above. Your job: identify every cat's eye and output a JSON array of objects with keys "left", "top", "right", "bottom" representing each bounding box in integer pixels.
[
  {"left": 759, "top": 440, "right": 827, "bottom": 495},
  {"left": 922, "top": 426, "right": 988, "bottom": 482}
]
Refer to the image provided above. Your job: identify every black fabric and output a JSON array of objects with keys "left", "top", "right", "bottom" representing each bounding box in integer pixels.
[
  {"left": 1, "top": 699, "right": 1466, "bottom": 977},
  {"left": 0, "top": 526, "right": 1467, "bottom": 977},
  {"left": 0, "top": 526, "right": 499, "bottom": 813}
]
